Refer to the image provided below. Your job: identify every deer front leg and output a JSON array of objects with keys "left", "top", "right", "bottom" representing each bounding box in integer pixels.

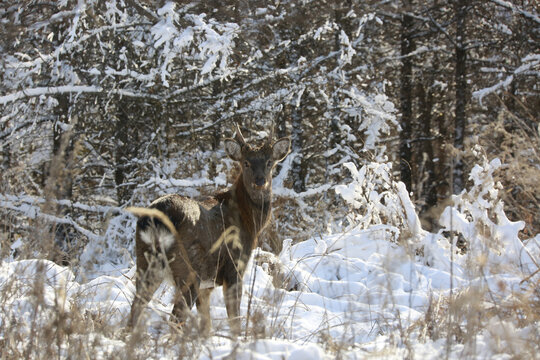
[{"left": 223, "top": 278, "right": 242, "bottom": 336}]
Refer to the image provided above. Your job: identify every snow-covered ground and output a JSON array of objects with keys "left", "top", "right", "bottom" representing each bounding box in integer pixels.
[
  {"left": 1, "top": 226, "right": 538, "bottom": 359},
  {"left": 1, "top": 158, "right": 538, "bottom": 359}
]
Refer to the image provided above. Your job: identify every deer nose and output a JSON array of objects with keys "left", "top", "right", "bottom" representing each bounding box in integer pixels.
[{"left": 255, "top": 177, "right": 266, "bottom": 187}]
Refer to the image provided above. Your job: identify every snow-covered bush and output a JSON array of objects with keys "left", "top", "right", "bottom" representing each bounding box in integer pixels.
[
  {"left": 335, "top": 161, "right": 422, "bottom": 242},
  {"left": 334, "top": 146, "right": 539, "bottom": 280},
  {"left": 439, "top": 146, "right": 536, "bottom": 275}
]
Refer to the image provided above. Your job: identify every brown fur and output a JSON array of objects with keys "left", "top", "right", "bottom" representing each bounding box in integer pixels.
[{"left": 127, "top": 126, "right": 290, "bottom": 336}]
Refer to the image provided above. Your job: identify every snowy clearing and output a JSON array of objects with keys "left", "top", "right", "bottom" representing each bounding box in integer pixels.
[{"left": 1, "top": 212, "right": 537, "bottom": 358}]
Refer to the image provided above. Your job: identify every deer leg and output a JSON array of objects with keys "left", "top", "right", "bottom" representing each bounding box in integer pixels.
[
  {"left": 170, "top": 283, "right": 199, "bottom": 326},
  {"left": 196, "top": 288, "right": 212, "bottom": 335},
  {"left": 223, "top": 278, "right": 242, "bottom": 336},
  {"left": 128, "top": 252, "right": 165, "bottom": 329},
  {"left": 169, "top": 254, "right": 199, "bottom": 325}
]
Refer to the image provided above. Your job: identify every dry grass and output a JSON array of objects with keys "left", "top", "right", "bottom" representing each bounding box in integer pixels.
[
  {"left": 474, "top": 106, "right": 540, "bottom": 238},
  {"left": 1, "top": 220, "right": 539, "bottom": 359},
  {"left": 1, "top": 115, "right": 539, "bottom": 359}
]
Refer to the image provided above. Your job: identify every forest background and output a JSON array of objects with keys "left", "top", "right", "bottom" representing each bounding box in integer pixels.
[
  {"left": 1, "top": 0, "right": 537, "bottom": 258},
  {"left": 0, "top": 1, "right": 538, "bottom": 357}
]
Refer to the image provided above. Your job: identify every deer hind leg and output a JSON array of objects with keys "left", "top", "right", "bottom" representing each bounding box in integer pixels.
[
  {"left": 196, "top": 288, "right": 213, "bottom": 336},
  {"left": 128, "top": 250, "right": 166, "bottom": 329},
  {"left": 169, "top": 253, "right": 199, "bottom": 326}
]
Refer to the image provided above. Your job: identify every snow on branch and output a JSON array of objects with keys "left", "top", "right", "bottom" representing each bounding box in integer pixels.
[
  {"left": 0, "top": 194, "right": 105, "bottom": 242},
  {"left": 0, "top": 85, "right": 161, "bottom": 105},
  {"left": 274, "top": 184, "right": 333, "bottom": 199},
  {"left": 151, "top": 4, "right": 239, "bottom": 85},
  {"left": 489, "top": 0, "right": 540, "bottom": 25},
  {"left": 0, "top": 194, "right": 124, "bottom": 215},
  {"left": 473, "top": 54, "right": 540, "bottom": 103}
]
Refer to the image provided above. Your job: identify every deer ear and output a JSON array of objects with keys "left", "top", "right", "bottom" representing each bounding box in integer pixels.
[
  {"left": 224, "top": 138, "right": 243, "bottom": 161},
  {"left": 272, "top": 137, "right": 291, "bottom": 162}
]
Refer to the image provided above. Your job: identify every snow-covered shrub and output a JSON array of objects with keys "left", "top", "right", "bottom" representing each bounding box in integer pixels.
[
  {"left": 78, "top": 211, "right": 135, "bottom": 277},
  {"left": 335, "top": 161, "right": 422, "bottom": 243},
  {"left": 333, "top": 148, "right": 539, "bottom": 280},
  {"left": 439, "top": 146, "right": 536, "bottom": 275}
]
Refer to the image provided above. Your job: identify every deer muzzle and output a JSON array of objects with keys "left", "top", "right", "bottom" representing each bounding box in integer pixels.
[{"left": 254, "top": 177, "right": 268, "bottom": 189}]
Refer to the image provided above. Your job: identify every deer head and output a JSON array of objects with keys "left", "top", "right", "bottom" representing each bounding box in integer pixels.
[{"left": 224, "top": 124, "right": 290, "bottom": 203}]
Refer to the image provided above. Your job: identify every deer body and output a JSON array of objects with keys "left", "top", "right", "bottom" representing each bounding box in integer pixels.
[{"left": 128, "top": 126, "right": 290, "bottom": 335}]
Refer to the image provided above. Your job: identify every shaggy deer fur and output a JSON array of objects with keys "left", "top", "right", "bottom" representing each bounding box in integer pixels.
[{"left": 127, "top": 125, "right": 290, "bottom": 335}]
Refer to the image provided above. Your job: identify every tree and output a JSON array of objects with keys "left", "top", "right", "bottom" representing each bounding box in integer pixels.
[
  {"left": 399, "top": 1, "right": 416, "bottom": 192},
  {"left": 452, "top": 0, "right": 469, "bottom": 193},
  {"left": 1, "top": 0, "right": 537, "bottom": 262}
]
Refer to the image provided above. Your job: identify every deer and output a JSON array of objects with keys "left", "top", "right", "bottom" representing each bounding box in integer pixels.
[{"left": 127, "top": 124, "right": 291, "bottom": 336}]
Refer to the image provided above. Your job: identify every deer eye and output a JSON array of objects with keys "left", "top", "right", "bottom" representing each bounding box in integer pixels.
[
  {"left": 244, "top": 160, "right": 250, "bottom": 168},
  {"left": 266, "top": 160, "right": 273, "bottom": 168}
]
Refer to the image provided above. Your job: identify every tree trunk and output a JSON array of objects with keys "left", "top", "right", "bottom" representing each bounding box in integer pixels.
[
  {"left": 47, "top": 94, "right": 76, "bottom": 264},
  {"left": 399, "top": 8, "right": 416, "bottom": 192},
  {"left": 211, "top": 82, "right": 223, "bottom": 151},
  {"left": 1, "top": 134, "right": 10, "bottom": 171},
  {"left": 453, "top": 0, "right": 468, "bottom": 193},
  {"left": 51, "top": 94, "right": 74, "bottom": 200},
  {"left": 115, "top": 102, "right": 135, "bottom": 204},
  {"left": 418, "top": 82, "right": 437, "bottom": 209},
  {"left": 290, "top": 104, "right": 306, "bottom": 193}
]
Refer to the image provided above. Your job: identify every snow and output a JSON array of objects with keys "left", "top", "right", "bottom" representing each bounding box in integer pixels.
[
  {"left": 473, "top": 53, "right": 540, "bottom": 103},
  {"left": 1, "top": 227, "right": 535, "bottom": 358},
  {"left": 0, "top": 85, "right": 163, "bottom": 105},
  {"left": 1, "top": 156, "right": 537, "bottom": 359},
  {"left": 1, "top": 0, "right": 537, "bottom": 357}
]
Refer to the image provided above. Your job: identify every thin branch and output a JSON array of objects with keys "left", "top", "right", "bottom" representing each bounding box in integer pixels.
[
  {"left": 488, "top": 0, "right": 540, "bottom": 25},
  {"left": 124, "top": 0, "right": 158, "bottom": 21},
  {"left": 0, "top": 118, "right": 53, "bottom": 141},
  {"left": 0, "top": 85, "right": 161, "bottom": 106}
]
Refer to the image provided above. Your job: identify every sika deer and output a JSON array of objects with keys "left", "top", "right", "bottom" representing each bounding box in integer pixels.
[{"left": 127, "top": 125, "right": 290, "bottom": 335}]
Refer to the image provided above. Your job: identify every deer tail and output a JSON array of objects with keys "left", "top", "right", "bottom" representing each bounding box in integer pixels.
[{"left": 126, "top": 206, "right": 178, "bottom": 251}]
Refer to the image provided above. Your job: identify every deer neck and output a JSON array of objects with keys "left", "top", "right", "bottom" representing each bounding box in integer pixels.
[{"left": 233, "top": 175, "right": 271, "bottom": 237}]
